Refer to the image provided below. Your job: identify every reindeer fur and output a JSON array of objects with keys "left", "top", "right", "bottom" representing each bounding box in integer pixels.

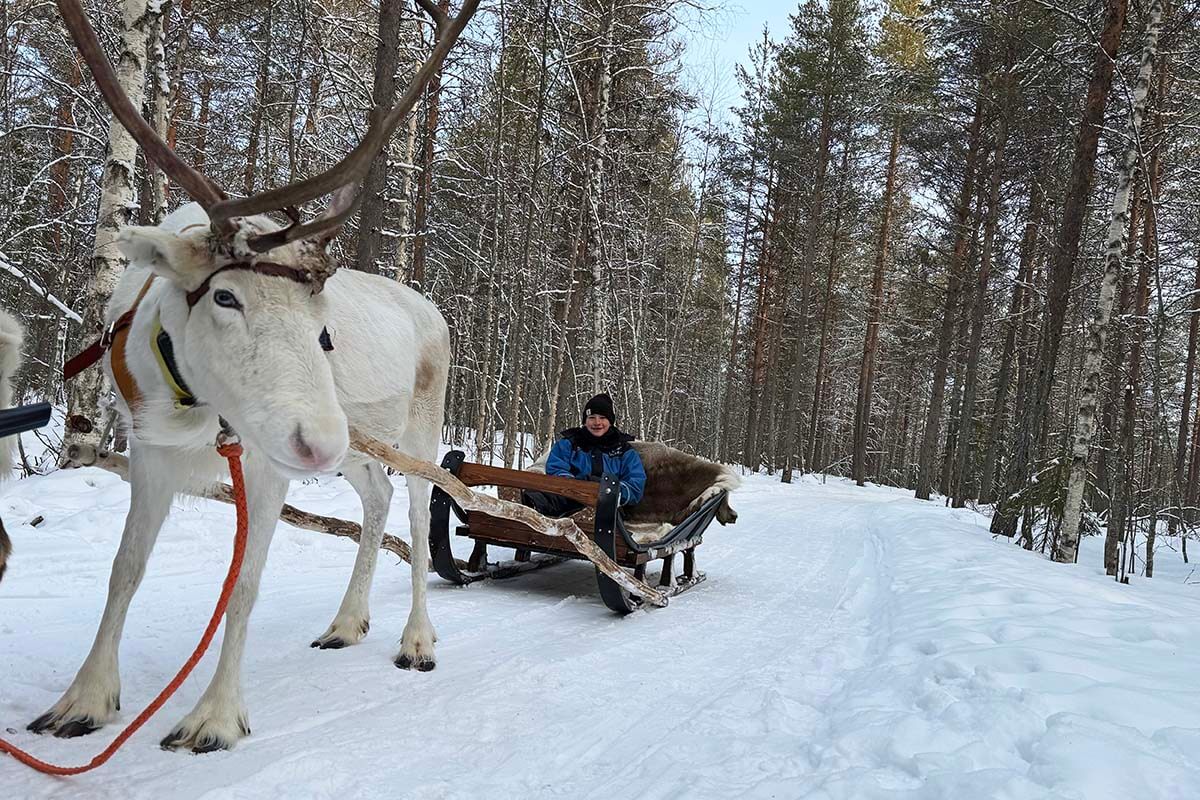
[
  {"left": 0, "top": 308, "right": 24, "bottom": 479},
  {"left": 30, "top": 203, "right": 449, "bottom": 752},
  {"left": 622, "top": 442, "right": 740, "bottom": 526},
  {"left": 0, "top": 308, "right": 24, "bottom": 583},
  {"left": 528, "top": 440, "right": 739, "bottom": 531}
]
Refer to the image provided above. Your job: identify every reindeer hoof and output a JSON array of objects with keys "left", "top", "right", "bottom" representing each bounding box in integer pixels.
[
  {"left": 312, "top": 637, "right": 346, "bottom": 649},
  {"left": 160, "top": 703, "right": 250, "bottom": 753},
  {"left": 54, "top": 719, "right": 104, "bottom": 738},
  {"left": 28, "top": 711, "right": 103, "bottom": 737},
  {"left": 394, "top": 653, "right": 436, "bottom": 672},
  {"left": 160, "top": 728, "right": 236, "bottom": 754},
  {"left": 311, "top": 616, "right": 369, "bottom": 650},
  {"left": 191, "top": 733, "right": 236, "bottom": 754},
  {"left": 27, "top": 689, "right": 119, "bottom": 737},
  {"left": 396, "top": 616, "right": 437, "bottom": 671},
  {"left": 26, "top": 711, "right": 58, "bottom": 735},
  {"left": 160, "top": 722, "right": 248, "bottom": 754}
]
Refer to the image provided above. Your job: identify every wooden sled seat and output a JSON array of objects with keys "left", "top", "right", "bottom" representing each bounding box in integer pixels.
[{"left": 428, "top": 448, "right": 736, "bottom": 613}]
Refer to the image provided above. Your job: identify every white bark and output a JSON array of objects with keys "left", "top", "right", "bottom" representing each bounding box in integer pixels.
[
  {"left": 145, "top": 2, "right": 170, "bottom": 223},
  {"left": 588, "top": 0, "right": 615, "bottom": 389},
  {"left": 393, "top": 111, "right": 420, "bottom": 281},
  {"left": 1056, "top": 0, "right": 1164, "bottom": 564},
  {"left": 65, "top": 0, "right": 161, "bottom": 446}
]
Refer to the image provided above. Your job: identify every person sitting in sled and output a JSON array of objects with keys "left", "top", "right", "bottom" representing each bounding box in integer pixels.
[{"left": 522, "top": 392, "right": 646, "bottom": 518}]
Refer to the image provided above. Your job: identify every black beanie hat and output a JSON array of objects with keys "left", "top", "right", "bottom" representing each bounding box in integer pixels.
[{"left": 582, "top": 392, "right": 615, "bottom": 425}]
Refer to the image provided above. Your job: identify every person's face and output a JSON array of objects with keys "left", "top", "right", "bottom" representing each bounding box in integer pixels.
[{"left": 585, "top": 413, "right": 611, "bottom": 437}]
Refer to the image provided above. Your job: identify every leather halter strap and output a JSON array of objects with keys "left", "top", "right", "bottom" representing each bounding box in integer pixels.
[
  {"left": 185, "top": 261, "right": 310, "bottom": 306},
  {"left": 62, "top": 275, "right": 157, "bottom": 390},
  {"left": 64, "top": 261, "right": 312, "bottom": 399}
]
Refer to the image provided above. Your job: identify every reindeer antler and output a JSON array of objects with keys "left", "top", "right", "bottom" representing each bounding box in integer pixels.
[{"left": 57, "top": 0, "right": 479, "bottom": 270}]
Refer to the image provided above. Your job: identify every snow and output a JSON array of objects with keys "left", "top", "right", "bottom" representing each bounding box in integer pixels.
[
  {"left": 0, "top": 253, "right": 83, "bottom": 324},
  {"left": 1, "top": 457, "right": 1199, "bottom": 798}
]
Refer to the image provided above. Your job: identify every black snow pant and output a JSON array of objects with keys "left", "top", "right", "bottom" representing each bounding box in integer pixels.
[{"left": 521, "top": 489, "right": 584, "bottom": 518}]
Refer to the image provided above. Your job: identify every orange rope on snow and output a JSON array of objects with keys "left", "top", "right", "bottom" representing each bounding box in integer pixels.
[{"left": 0, "top": 441, "right": 249, "bottom": 776}]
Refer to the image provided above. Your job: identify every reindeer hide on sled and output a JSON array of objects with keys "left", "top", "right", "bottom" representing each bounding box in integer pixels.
[{"left": 517, "top": 442, "right": 739, "bottom": 543}]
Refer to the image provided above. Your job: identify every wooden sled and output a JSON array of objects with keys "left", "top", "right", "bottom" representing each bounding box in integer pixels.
[{"left": 428, "top": 450, "right": 726, "bottom": 613}]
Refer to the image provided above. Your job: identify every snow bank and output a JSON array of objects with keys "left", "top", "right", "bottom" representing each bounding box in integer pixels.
[{"left": 794, "top": 479, "right": 1200, "bottom": 799}]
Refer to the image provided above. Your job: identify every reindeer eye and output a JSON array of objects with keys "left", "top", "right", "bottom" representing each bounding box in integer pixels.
[{"left": 213, "top": 289, "right": 241, "bottom": 309}]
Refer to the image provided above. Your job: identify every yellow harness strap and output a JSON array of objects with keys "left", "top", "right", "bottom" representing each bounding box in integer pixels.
[{"left": 149, "top": 315, "right": 197, "bottom": 409}]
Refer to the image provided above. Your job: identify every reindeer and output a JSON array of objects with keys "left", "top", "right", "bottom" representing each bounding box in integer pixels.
[
  {"left": 0, "top": 307, "right": 22, "bottom": 583},
  {"left": 0, "top": 307, "right": 24, "bottom": 481},
  {"left": 27, "top": 0, "right": 478, "bottom": 752}
]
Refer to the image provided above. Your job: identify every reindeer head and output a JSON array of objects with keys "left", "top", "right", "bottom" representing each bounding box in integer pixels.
[
  {"left": 57, "top": 0, "right": 479, "bottom": 474},
  {"left": 118, "top": 215, "right": 348, "bottom": 475}
]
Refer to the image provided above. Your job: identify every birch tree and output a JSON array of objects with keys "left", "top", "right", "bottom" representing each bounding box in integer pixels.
[
  {"left": 1056, "top": 0, "right": 1165, "bottom": 564},
  {"left": 64, "top": 0, "right": 163, "bottom": 449}
]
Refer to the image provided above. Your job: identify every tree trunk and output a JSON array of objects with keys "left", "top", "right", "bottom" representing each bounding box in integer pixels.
[
  {"left": 164, "top": 0, "right": 193, "bottom": 188},
  {"left": 718, "top": 135, "right": 762, "bottom": 462},
  {"left": 1178, "top": 236, "right": 1200, "bottom": 510},
  {"left": 587, "top": 2, "right": 616, "bottom": 391},
  {"left": 193, "top": 16, "right": 218, "bottom": 172},
  {"left": 978, "top": 176, "right": 1042, "bottom": 505},
  {"left": 355, "top": 0, "right": 404, "bottom": 275},
  {"left": 915, "top": 91, "right": 986, "bottom": 499},
  {"left": 502, "top": 0, "right": 552, "bottom": 468},
  {"left": 242, "top": 8, "right": 272, "bottom": 195},
  {"left": 783, "top": 89, "right": 834, "bottom": 483},
  {"left": 1058, "top": 0, "right": 1163, "bottom": 563},
  {"left": 953, "top": 82, "right": 1014, "bottom": 506},
  {"left": 660, "top": 131, "right": 714, "bottom": 443},
  {"left": 853, "top": 120, "right": 901, "bottom": 486},
  {"left": 393, "top": 112, "right": 420, "bottom": 280},
  {"left": 139, "top": 3, "right": 169, "bottom": 225},
  {"left": 410, "top": 0, "right": 451, "bottom": 292},
  {"left": 743, "top": 157, "right": 779, "bottom": 470},
  {"left": 807, "top": 142, "right": 851, "bottom": 473},
  {"left": 1187, "top": 400, "right": 1200, "bottom": 542},
  {"left": 544, "top": 0, "right": 616, "bottom": 446},
  {"left": 1096, "top": 184, "right": 1142, "bottom": 510},
  {"left": 1108, "top": 200, "right": 1155, "bottom": 575},
  {"left": 65, "top": 0, "right": 161, "bottom": 449},
  {"left": 1146, "top": 431, "right": 1160, "bottom": 577},
  {"left": 941, "top": 234, "right": 977, "bottom": 498},
  {"left": 991, "top": 0, "right": 1128, "bottom": 537}
]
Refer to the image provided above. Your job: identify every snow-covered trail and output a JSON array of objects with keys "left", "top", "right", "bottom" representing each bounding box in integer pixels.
[
  {"left": 0, "top": 463, "right": 874, "bottom": 799},
  {"left": 2, "top": 462, "right": 1200, "bottom": 798}
]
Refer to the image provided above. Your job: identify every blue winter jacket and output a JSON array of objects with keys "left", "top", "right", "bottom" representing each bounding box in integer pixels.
[{"left": 546, "top": 429, "right": 646, "bottom": 506}]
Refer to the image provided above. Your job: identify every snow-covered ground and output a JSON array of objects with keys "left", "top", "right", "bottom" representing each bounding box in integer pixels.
[{"left": 2, "top": 452, "right": 1199, "bottom": 799}]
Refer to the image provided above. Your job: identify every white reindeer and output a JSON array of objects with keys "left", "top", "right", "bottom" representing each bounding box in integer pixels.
[
  {"left": 30, "top": 0, "right": 478, "bottom": 752},
  {"left": 0, "top": 308, "right": 24, "bottom": 583},
  {"left": 0, "top": 308, "right": 24, "bottom": 479}
]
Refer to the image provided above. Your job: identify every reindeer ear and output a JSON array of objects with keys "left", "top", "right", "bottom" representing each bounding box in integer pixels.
[{"left": 117, "top": 226, "right": 210, "bottom": 287}]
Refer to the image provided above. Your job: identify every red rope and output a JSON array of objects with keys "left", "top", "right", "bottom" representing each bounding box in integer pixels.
[{"left": 0, "top": 441, "right": 248, "bottom": 776}]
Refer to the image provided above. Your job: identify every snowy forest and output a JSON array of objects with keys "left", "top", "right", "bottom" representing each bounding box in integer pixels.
[{"left": 2, "top": 0, "right": 1198, "bottom": 578}]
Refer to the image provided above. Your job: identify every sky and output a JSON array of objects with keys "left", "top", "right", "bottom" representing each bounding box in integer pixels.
[{"left": 678, "top": 1, "right": 797, "bottom": 124}]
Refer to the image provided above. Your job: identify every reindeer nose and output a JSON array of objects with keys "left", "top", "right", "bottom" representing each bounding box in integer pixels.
[{"left": 290, "top": 420, "right": 347, "bottom": 471}]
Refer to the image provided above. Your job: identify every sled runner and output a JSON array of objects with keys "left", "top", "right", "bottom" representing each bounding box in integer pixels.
[{"left": 428, "top": 447, "right": 736, "bottom": 613}]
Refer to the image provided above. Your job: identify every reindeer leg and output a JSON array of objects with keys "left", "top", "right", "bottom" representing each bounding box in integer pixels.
[
  {"left": 29, "top": 443, "right": 183, "bottom": 738},
  {"left": 311, "top": 460, "right": 391, "bottom": 649},
  {"left": 160, "top": 453, "right": 287, "bottom": 753},
  {"left": 395, "top": 426, "right": 438, "bottom": 671}
]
